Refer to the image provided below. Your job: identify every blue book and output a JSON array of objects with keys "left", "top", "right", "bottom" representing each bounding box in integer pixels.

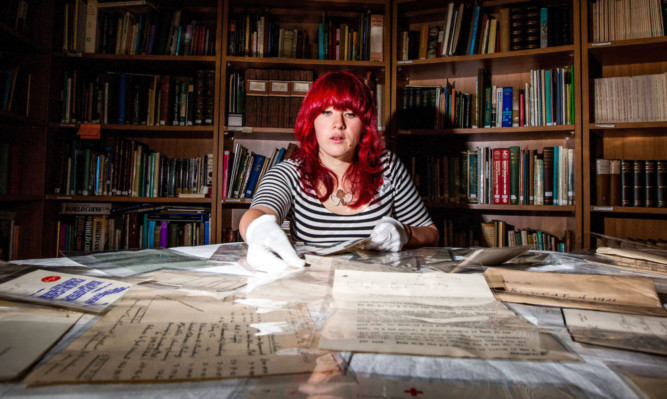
[
  {"left": 545, "top": 70, "right": 552, "bottom": 125},
  {"left": 501, "top": 87, "right": 513, "bottom": 127},
  {"left": 244, "top": 154, "right": 266, "bottom": 198},
  {"left": 147, "top": 25, "right": 156, "bottom": 55},
  {"left": 147, "top": 220, "right": 156, "bottom": 248},
  {"left": 469, "top": 6, "right": 481, "bottom": 55},
  {"left": 117, "top": 73, "right": 127, "bottom": 124},
  {"left": 175, "top": 26, "right": 182, "bottom": 55},
  {"left": 274, "top": 147, "right": 286, "bottom": 165},
  {"left": 204, "top": 220, "right": 210, "bottom": 245}
]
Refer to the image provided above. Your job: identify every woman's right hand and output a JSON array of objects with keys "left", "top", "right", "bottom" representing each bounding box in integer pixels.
[{"left": 245, "top": 214, "right": 305, "bottom": 273}]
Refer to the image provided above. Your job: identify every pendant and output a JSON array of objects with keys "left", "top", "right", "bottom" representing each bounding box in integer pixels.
[{"left": 330, "top": 189, "right": 354, "bottom": 206}]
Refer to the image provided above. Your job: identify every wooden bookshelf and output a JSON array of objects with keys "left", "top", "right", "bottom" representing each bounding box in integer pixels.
[
  {"left": 580, "top": 0, "right": 667, "bottom": 248},
  {"left": 390, "top": 0, "right": 582, "bottom": 250},
  {"left": 217, "top": 0, "right": 392, "bottom": 239},
  {"left": 0, "top": 1, "right": 53, "bottom": 260},
  {"left": 39, "top": 0, "right": 223, "bottom": 255}
]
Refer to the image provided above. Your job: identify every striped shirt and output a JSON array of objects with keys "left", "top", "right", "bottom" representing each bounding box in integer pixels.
[{"left": 250, "top": 151, "right": 433, "bottom": 245}]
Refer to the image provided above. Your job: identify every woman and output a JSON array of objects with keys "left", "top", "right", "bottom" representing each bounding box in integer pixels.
[{"left": 240, "top": 71, "right": 438, "bottom": 272}]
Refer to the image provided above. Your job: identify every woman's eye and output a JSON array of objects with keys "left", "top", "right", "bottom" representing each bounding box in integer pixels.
[
  {"left": 322, "top": 110, "right": 332, "bottom": 115},
  {"left": 345, "top": 112, "right": 356, "bottom": 118}
]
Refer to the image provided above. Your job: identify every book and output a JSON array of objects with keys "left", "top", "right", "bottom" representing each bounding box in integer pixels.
[
  {"left": 633, "top": 160, "right": 645, "bottom": 207},
  {"left": 543, "top": 147, "right": 554, "bottom": 205},
  {"left": 609, "top": 159, "right": 622, "bottom": 206},
  {"left": 659, "top": 160, "right": 667, "bottom": 208},
  {"left": 243, "top": 154, "right": 266, "bottom": 198},
  {"left": 369, "top": 14, "right": 383, "bottom": 62},
  {"left": 509, "top": 146, "right": 520, "bottom": 205},
  {"left": 596, "top": 159, "right": 611, "bottom": 206},
  {"left": 645, "top": 160, "right": 657, "bottom": 207}
]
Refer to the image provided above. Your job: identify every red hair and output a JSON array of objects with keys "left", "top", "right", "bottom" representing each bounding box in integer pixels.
[{"left": 292, "top": 71, "right": 384, "bottom": 208}]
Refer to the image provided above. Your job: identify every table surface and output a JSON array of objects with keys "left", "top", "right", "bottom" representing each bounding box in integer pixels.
[{"left": 1, "top": 243, "right": 666, "bottom": 399}]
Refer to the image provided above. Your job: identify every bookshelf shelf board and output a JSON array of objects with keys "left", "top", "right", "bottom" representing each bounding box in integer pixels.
[
  {"left": 426, "top": 203, "right": 575, "bottom": 213},
  {"left": 50, "top": 123, "right": 215, "bottom": 133},
  {"left": 395, "top": 45, "right": 575, "bottom": 79},
  {"left": 0, "top": 194, "right": 42, "bottom": 202},
  {"left": 225, "top": 56, "right": 387, "bottom": 71},
  {"left": 590, "top": 206, "right": 667, "bottom": 215},
  {"left": 220, "top": 198, "right": 252, "bottom": 206},
  {"left": 0, "top": 23, "right": 48, "bottom": 54},
  {"left": 0, "top": 110, "right": 34, "bottom": 124},
  {"left": 589, "top": 122, "right": 667, "bottom": 131},
  {"left": 588, "top": 37, "right": 667, "bottom": 65},
  {"left": 55, "top": 53, "right": 217, "bottom": 64},
  {"left": 224, "top": 126, "right": 295, "bottom": 134},
  {"left": 46, "top": 195, "right": 212, "bottom": 204},
  {"left": 398, "top": 125, "right": 576, "bottom": 136}
]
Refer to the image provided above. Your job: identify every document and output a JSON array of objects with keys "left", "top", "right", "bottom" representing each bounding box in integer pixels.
[
  {"left": 0, "top": 269, "right": 132, "bottom": 313},
  {"left": 138, "top": 269, "right": 247, "bottom": 293},
  {"left": 484, "top": 268, "right": 667, "bottom": 316},
  {"left": 451, "top": 246, "right": 532, "bottom": 272},
  {"left": 319, "top": 270, "right": 575, "bottom": 361},
  {"left": 0, "top": 303, "right": 82, "bottom": 380},
  {"left": 563, "top": 308, "right": 667, "bottom": 355},
  {"left": 24, "top": 286, "right": 334, "bottom": 385}
]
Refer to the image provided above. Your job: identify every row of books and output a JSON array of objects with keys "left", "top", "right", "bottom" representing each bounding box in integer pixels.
[
  {"left": 227, "top": 10, "right": 383, "bottom": 62},
  {"left": 589, "top": 0, "right": 666, "bottom": 43},
  {"left": 0, "top": 143, "right": 21, "bottom": 196},
  {"left": 228, "top": 13, "right": 310, "bottom": 59},
  {"left": 0, "top": 211, "right": 19, "bottom": 261},
  {"left": 481, "top": 220, "right": 574, "bottom": 252},
  {"left": 63, "top": 0, "right": 215, "bottom": 56},
  {"left": 0, "top": 66, "right": 31, "bottom": 116},
  {"left": 594, "top": 73, "right": 667, "bottom": 123},
  {"left": 235, "top": 69, "right": 314, "bottom": 128},
  {"left": 318, "top": 11, "right": 383, "bottom": 61},
  {"left": 400, "top": 66, "right": 574, "bottom": 130},
  {"left": 222, "top": 143, "right": 298, "bottom": 200},
  {"left": 399, "top": 2, "right": 570, "bottom": 60},
  {"left": 59, "top": 70, "right": 215, "bottom": 126},
  {"left": 57, "top": 203, "right": 211, "bottom": 253},
  {"left": 595, "top": 159, "right": 667, "bottom": 208},
  {"left": 52, "top": 137, "right": 213, "bottom": 198},
  {"left": 410, "top": 146, "right": 575, "bottom": 206}
]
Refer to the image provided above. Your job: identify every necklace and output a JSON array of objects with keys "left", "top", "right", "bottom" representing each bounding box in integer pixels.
[{"left": 330, "top": 188, "right": 353, "bottom": 206}]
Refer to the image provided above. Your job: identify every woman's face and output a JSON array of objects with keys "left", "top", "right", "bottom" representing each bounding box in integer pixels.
[{"left": 314, "top": 106, "right": 363, "bottom": 164}]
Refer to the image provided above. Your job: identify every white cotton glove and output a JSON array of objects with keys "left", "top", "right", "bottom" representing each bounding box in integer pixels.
[
  {"left": 366, "top": 216, "right": 408, "bottom": 252},
  {"left": 246, "top": 214, "right": 306, "bottom": 273}
]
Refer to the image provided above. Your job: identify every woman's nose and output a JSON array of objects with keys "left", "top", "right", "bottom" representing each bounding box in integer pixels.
[{"left": 332, "top": 112, "right": 345, "bottom": 129}]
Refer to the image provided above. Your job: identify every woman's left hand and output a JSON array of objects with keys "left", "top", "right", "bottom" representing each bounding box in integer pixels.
[{"left": 367, "top": 216, "right": 408, "bottom": 252}]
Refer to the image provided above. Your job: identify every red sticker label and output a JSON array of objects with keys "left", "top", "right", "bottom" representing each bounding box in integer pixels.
[{"left": 41, "top": 276, "right": 61, "bottom": 283}]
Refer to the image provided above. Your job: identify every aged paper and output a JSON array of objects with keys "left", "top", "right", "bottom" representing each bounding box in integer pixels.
[
  {"left": 319, "top": 270, "right": 575, "bottom": 361},
  {"left": 451, "top": 246, "right": 532, "bottom": 272},
  {"left": 0, "top": 269, "right": 132, "bottom": 313},
  {"left": 24, "top": 286, "right": 335, "bottom": 385},
  {"left": 563, "top": 308, "right": 667, "bottom": 355},
  {"left": 484, "top": 268, "right": 667, "bottom": 316},
  {"left": 0, "top": 304, "right": 82, "bottom": 380},
  {"left": 138, "top": 269, "right": 247, "bottom": 293}
]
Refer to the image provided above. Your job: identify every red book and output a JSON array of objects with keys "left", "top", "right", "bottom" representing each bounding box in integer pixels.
[
  {"left": 493, "top": 148, "right": 502, "bottom": 204},
  {"left": 500, "top": 148, "right": 510, "bottom": 204}
]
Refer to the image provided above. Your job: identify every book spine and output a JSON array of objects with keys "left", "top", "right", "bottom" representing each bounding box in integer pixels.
[
  {"left": 542, "top": 147, "right": 554, "bottom": 205},
  {"left": 658, "top": 160, "right": 667, "bottom": 208},
  {"left": 645, "top": 160, "right": 657, "bottom": 207},
  {"left": 596, "top": 158, "right": 611, "bottom": 206},
  {"left": 633, "top": 160, "right": 645, "bottom": 207},
  {"left": 509, "top": 146, "right": 520, "bottom": 205}
]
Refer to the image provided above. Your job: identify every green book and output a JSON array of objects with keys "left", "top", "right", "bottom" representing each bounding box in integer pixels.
[{"left": 509, "top": 146, "right": 520, "bottom": 205}]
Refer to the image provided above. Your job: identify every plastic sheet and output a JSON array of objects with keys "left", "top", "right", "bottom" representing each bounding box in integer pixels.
[{"left": 1, "top": 243, "right": 665, "bottom": 398}]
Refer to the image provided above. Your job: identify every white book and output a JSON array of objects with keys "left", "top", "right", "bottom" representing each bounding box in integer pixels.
[{"left": 441, "top": 2, "right": 455, "bottom": 56}]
